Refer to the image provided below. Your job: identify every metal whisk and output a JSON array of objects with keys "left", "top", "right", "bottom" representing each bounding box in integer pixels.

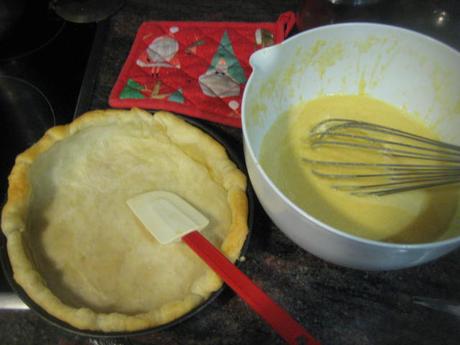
[{"left": 305, "top": 119, "right": 460, "bottom": 196}]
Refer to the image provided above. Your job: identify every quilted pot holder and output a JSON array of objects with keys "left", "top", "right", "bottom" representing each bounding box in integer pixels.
[{"left": 109, "top": 12, "right": 296, "bottom": 127}]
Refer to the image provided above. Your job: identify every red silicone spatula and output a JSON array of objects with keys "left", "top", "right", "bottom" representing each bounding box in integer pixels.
[{"left": 127, "top": 191, "right": 320, "bottom": 345}]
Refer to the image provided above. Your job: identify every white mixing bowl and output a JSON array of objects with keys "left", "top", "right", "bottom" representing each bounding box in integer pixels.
[{"left": 242, "top": 23, "right": 460, "bottom": 270}]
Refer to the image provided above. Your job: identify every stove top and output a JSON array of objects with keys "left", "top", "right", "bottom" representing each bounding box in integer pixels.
[{"left": 0, "top": 0, "right": 98, "bottom": 297}]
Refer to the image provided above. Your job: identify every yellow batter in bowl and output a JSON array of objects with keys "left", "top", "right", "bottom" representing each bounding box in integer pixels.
[{"left": 259, "top": 95, "right": 459, "bottom": 243}]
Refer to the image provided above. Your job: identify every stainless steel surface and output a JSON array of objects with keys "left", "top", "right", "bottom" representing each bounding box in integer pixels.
[
  {"left": 0, "top": 293, "right": 28, "bottom": 310},
  {"left": 328, "top": 0, "right": 382, "bottom": 5},
  {"left": 52, "top": 0, "right": 125, "bottom": 23},
  {"left": 306, "top": 119, "right": 460, "bottom": 195},
  {"left": 413, "top": 296, "right": 460, "bottom": 318}
]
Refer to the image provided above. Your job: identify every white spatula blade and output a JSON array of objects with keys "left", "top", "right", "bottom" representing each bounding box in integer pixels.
[{"left": 127, "top": 191, "right": 209, "bottom": 244}]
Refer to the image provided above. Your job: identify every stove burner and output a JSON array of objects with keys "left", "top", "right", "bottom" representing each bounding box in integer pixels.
[
  {"left": 0, "top": 1, "right": 65, "bottom": 61},
  {"left": 52, "top": 0, "right": 125, "bottom": 24},
  {"left": 0, "top": 2, "right": 96, "bottom": 295},
  {"left": 0, "top": 76, "right": 55, "bottom": 197}
]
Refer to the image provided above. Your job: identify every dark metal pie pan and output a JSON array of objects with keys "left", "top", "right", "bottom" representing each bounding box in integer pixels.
[{"left": 0, "top": 115, "right": 254, "bottom": 337}]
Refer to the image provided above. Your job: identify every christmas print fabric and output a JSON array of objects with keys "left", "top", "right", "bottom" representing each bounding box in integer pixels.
[{"left": 109, "top": 12, "right": 295, "bottom": 127}]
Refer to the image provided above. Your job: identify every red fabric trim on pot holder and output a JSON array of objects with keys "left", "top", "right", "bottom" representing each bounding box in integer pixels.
[{"left": 109, "top": 12, "right": 296, "bottom": 127}]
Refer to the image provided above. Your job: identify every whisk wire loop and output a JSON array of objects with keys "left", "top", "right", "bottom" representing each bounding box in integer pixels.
[{"left": 307, "top": 119, "right": 460, "bottom": 196}]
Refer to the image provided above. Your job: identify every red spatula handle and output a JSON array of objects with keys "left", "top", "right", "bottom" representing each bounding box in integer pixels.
[{"left": 182, "top": 231, "right": 320, "bottom": 345}]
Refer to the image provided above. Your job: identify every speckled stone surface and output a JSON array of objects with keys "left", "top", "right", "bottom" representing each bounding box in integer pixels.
[{"left": 1, "top": 1, "right": 460, "bottom": 344}]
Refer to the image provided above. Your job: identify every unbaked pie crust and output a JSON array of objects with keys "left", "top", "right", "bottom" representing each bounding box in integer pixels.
[{"left": 1, "top": 109, "right": 248, "bottom": 332}]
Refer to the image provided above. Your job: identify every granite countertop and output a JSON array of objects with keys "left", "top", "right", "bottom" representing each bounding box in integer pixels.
[{"left": 1, "top": 1, "right": 460, "bottom": 344}]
